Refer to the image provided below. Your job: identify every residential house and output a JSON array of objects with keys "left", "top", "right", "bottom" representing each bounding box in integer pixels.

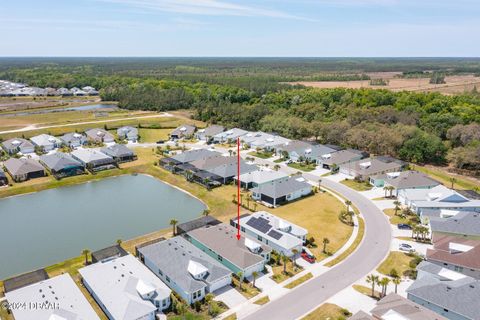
[
  {"left": 407, "top": 272, "right": 480, "bottom": 320},
  {"left": 57, "top": 87, "right": 73, "bottom": 96},
  {"left": 70, "top": 87, "right": 88, "bottom": 96},
  {"left": 160, "top": 149, "right": 221, "bottom": 172},
  {"left": 85, "top": 128, "right": 115, "bottom": 143},
  {"left": 185, "top": 223, "right": 272, "bottom": 278},
  {"left": 170, "top": 124, "right": 196, "bottom": 140},
  {"left": 340, "top": 156, "right": 406, "bottom": 183},
  {"left": 138, "top": 237, "right": 232, "bottom": 304},
  {"left": 241, "top": 131, "right": 291, "bottom": 151},
  {"left": 30, "top": 134, "right": 62, "bottom": 152},
  {"left": 195, "top": 125, "right": 225, "bottom": 142},
  {"left": 71, "top": 149, "right": 116, "bottom": 172},
  {"left": 234, "top": 169, "right": 289, "bottom": 189},
  {"left": 0, "top": 168, "right": 8, "bottom": 186},
  {"left": 60, "top": 132, "right": 87, "bottom": 148},
  {"left": 82, "top": 86, "right": 99, "bottom": 95},
  {"left": 91, "top": 244, "right": 128, "bottom": 263},
  {"left": 2, "top": 138, "right": 35, "bottom": 154},
  {"left": 4, "top": 158, "right": 45, "bottom": 182},
  {"left": 189, "top": 155, "right": 258, "bottom": 185},
  {"left": 276, "top": 141, "right": 340, "bottom": 165},
  {"left": 416, "top": 260, "right": 469, "bottom": 282},
  {"left": 429, "top": 211, "right": 480, "bottom": 239},
  {"left": 321, "top": 149, "right": 368, "bottom": 170},
  {"left": 117, "top": 126, "right": 139, "bottom": 142},
  {"left": 39, "top": 152, "right": 85, "bottom": 178},
  {"left": 4, "top": 273, "right": 100, "bottom": 320},
  {"left": 231, "top": 211, "right": 307, "bottom": 257},
  {"left": 3, "top": 269, "right": 49, "bottom": 293},
  {"left": 101, "top": 144, "right": 137, "bottom": 163},
  {"left": 399, "top": 185, "right": 480, "bottom": 216},
  {"left": 79, "top": 254, "right": 172, "bottom": 320},
  {"left": 382, "top": 170, "right": 440, "bottom": 195},
  {"left": 426, "top": 235, "right": 480, "bottom": 279},
  {"left": 176, "top": 216, "right": 222, "bottom": 235},
  {"left": 212, "top": 128, "right": 248, "bottom": 144},
  {"left": 251, "top": 176, "right": 313, "bottom": 207}
]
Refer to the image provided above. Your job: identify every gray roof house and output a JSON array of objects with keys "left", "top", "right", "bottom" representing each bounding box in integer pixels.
[
  {"left": 176, "top": 216, "right": 222, "bottom": 235},
  {"left": 79, "top": 254, "right": 172, "bottom": 320},
  {"left": 189, "top": 155, "right": 258, "bottom": 184},
  {"left": 276, "top": 141, "right": 339, "bottom": 164},
  {"left": 138, "top": 237, "right": 232, "bottom": 305},
  {"left": 383, "top": 170, "right": 440, "bottom": 195},
  {"left": 170, "top": 124, "right": 196, "bottom": 140},
  {"left": 186, "top": 223, "right": 272, "bottom": 278},
  {"left": 241, "top": 131, "right": 291, "bottom": 151},
  {"left": 212, "top": 128, "right": 248, "bottom": 144},
  {"left": 251, "top": 176, "right": 313, "bottom": 207},
  {"left": 39, "top": 152, "right": 85, "bottom": 178},
  {"left": 117, "top": 126, "right": 139, "bottom": 142},
  {"left": 0, "top": 168, "right": 8, "bottom": 186},
  {"left": 29, "top": 134, "right": 62, "bottom": 152},
  {"left": 60, "top": 132, "right": 87, "bottom": 147},
  {"left": 85, "top": 128, "right": 115, "bottom": 143},
  {"left": 101, "top": 144, "right": 137, "bottom": 163},
  {"left": 195, "top": 125, "right": 225, "bottom": 141},
  {"left": 429, "top": 211, "right": 480, "bottom": 239},
  {"left": 91, "top": 244, "right": 128, "bottom": 263},
  {"left": 234, "top": 169, "right": 289, "bottom": 189},
  {"left": 4, "top": 273, "right": 100, "bottom": 320},
  {"left": 4, "top": 158, "right": 45, "bottom": 182},
  {"left": 340, "top": 156, "right": 406, "bottom": 182},
  {"left": 407, "top": 273, "right": 480, "bottom": 320},
  {"left": 2, "top": 138, "right": 35, "bottom": 154},
  {"left": 321, "top": 148, "right": 367, "bottom": 170},
  {"left": 71, "top": 149, "right": 116, "bottom": 171}
]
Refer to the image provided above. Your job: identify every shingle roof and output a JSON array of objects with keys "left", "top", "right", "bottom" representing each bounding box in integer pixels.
[
  {"left": 71, "top": 148, "right": 113, "bottom": 164},
  {"left": 372, "top": 293, "right": 447, "bottom": 320},
  {"left": 213, "top": 128, "right": 248, "bottom": 141},
  {"left": 426, "top": 235, "right": 480, "bottom": 270},
  {"left": 251, "top": 176, "right": 312, "bottom": 199},
  {"left": 60, "top": 132, "right": 87, "bottom": 145},
  {"left": 2, "top": 138, "right": 34, "bottom": 151},
  {"left": 84, "top": 128, "right": 114, "bottom": 141},
  {"left": 117, "top": 126, "right": 138, "bottom": 138},
  {"left": 29, "top": 134, "right": 61, "bottom": 147},
  {"left": 199, "top": 125, "right": 224, "bottom": 137},
  {"left": 385, "top": 170, "right": 440, "bottom": 189},
  {"left": 138, "top": 237, "right": 231, "bottom": 293},
  {"left": 348, "top": 156, "right": 406, "bottom": 176},
  {"left": 171, "top": 125, "right": 196, "bottom": 137},
  {"left": 187, "top": 224, "right": 271, "bottom": 270},
  {"left": 171, "top": 149, "right": 221, "bottom": 164},
  {"left": 322, "top": 149, "right": 366, "bottom": 166},
  {"left": 430, "top": 211, "right": 480, "bottom": 237},
  {"left": 39, "top": 152, "right": 83, "bottom": 171},
  {"left": 101, "top": 144, "right": 135, "bottom": 158},
  {"left": 349, "top": 311, "right": 374, "bottom": 320},
  {"left": 4, "top": 158, "right": 44, "bottom": 176},
  {"left": 235, "top": 169, "right": 288, "bottom": 185}
]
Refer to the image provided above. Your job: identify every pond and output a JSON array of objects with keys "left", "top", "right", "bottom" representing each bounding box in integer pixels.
[
  {"left": 0, "top": 103, "right": 117, "bottom": 117},
  {"left": 0, "top": 174, "right": 206, "bottom": 279}
]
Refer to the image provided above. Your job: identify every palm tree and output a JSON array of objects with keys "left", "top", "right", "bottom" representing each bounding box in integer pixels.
[
  {"left": 170, "top": 219, "right": 178, "bottom": 236},
  {"left": 345, "top": 200, "right": 352, "bottom": 213},
  {"left": 81, "top": 249, "right": 90, "bottom": 266},
  {"left": 387, "top": 186, "right": 395, "bottom": 198},
  {"left": 246, "top": 197, "right": 251, "bottom": 210},
  {"left": 449, "top": 177, "right": 457, "bottom": 189},
  {"left": 116, "top": 239, "right": 123, "bottom": 246},
  {"left": 203, "top": 209, "right": 210, "bottom": 216},
  {"left": 392, "top": 277, "right": 401, "bottom": 293},
  {"left": 204, "top": 293, "right": 214, "bottom": 314},
  {"left": 252, "top": 271, "right": 258, "bottom": 287},
  {"left": 240, "top": 193, "right": 245, "bottom": 206},
  {"left": 281, "top": 254, "right": 288, "bottom": 274},
  {"left": 379, "top": 277, "right": 390, "bottom": 297},
  {"left": 292, "top": 249, "right": 299, "bottom": 269},
  {"left": 393, "top": 201, "right": 401, "bottom": 215},
  {"left": 228, "top": 149, "right": 233, "bottom": 157},
  {"left": 253, "top": 202, "right": 258, "bottom": 212},
  {"left": 273, "top": 164, "right": 281, "bottom": 171},
  {"left": 237, "top": 271, "right": 243, "bottom": 290},
  {"left": 383, "top": 186, "right": 388, "bottom": 198},
  {"left": 366, "top": 274, "right": 379, "bottom": 297},
  {"left": 322, "top": 237, "right": 330, "bottom": 254}
]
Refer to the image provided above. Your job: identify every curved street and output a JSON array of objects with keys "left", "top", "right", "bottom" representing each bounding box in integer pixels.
[{"left": 243, "top": 176, "right": 392, "bottom": 320}]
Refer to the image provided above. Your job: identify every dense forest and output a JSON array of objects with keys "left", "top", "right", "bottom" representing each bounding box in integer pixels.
[{"left": 1, "top": 58, "right": 479, "bottom": 173}]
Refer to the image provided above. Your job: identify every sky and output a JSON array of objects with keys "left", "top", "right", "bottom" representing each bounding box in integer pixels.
[{"left": 0, "top": 0, "right": 479, "bottom": 57}]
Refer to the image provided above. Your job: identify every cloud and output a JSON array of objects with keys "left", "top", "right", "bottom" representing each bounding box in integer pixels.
[{"left": 96, "top": 0, "right": 310, "bottom": 20}]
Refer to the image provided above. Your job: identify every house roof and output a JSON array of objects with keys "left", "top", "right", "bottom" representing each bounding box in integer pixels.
[
  {"left": 171, "top": 124, "right": 196, "bottom": 137},
  {"left": 79, "top": 255, "right": 171, "bottom": 320},
  {"left": 60, "top": 132, "right": 87, "bottom": 144},
  {"left": 417, "top": 261, "right": 469, "bottom": 281},
  {"left": 322, "top": 149, "right": 367, "bottom": 166},
  {"left": 426, "top": 235, "right": 480, "bottom": 271},
  {"left": 187, "top": 224, "right": 272, "bottom": 270},
  {"left": 84, "top": 128, "right": 114, "bottom": 141},
  {"left": 349, "top": 311, "right": 374, "bottom": 320},
  {"left": 456, "top": 189, "right": 480, "bottom": 200},
  {"left": 101, "top": 144, "right": 135, "bottom": 158},
  {"left": 2, "top": 138, "right": 34, "bottom": 151},
  {"left": 241, "top": 131, "right": 291, "bottom": 149},
  {"left": 170, "top": 149, "right": 221, "bottom": 164},
  {"left": 407, "top": 274, "right": 480, "bottom": 320},
  {"left": 371, "top": 293, "right": 447, "bottom": 320},
  {"left": 204, "top": 158, "right": 258, "bottom": 179},
  {"left": 429, "top": 211, "right": 480, "bottom": 237},
  {"left": 347, "top": 156, "right": 406, "bottom": 176},
  {"left": 177, "top": 216, "right": 222, "bottom": 234},
  {"left": 71, "top": 148, "right": 113, "bottom": 164},
  {"left": 0, "top": 168, "right": 6, "bottom": 179},
  {"left": 251, "top": 176, "right": 312, "bottom": 199},
  {"left": 138, "top": 237, "right": 231, "bottom": 294},
  {"left": 4, "top": 158, "right": 44, "bottom": 176},
  {"left": 3, "top": 269, "right": 49, "bottom": 293},
  {"left": 117, "top": 126, "right": 138, "bottom": 137},
  {"left": 235, "top": 169, "right": 288, "bottom": 185},
  {"left": 30, "top": 134, "right": 62, "bottom": 147},
  {"left": 39, "top": 152, "right": 83, "bottom": 171},
  {"left": 198, "top": 125, "right": 225, "bottom": 137},
  {"left": 5, "top": 273, "right": 100, "bottom": 320},
  {"left": 276, "top": 140, "right": 312, "bottom": 153},
  {"left": 384, "top": 170, "right": 440, "bottom": 190},
  {"left": 91, "top": 245, "right": 128, "bottom": 263},
  {"left": 238, "top": 211, "right": 306, "bottom": 251},
  {"left": 213, "top": 128, "right": 248, "bottom": 141}
]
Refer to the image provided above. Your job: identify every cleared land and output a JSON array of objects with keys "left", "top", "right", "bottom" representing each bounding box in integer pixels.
[
  {"left": 0, "top": 96, "right": 100, "bottom": 112},
  {"left": 290, "top": 73, "right": 480, "bottom": 95}
]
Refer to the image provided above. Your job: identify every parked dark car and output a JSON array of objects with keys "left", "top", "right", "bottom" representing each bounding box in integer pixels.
[
  {"left": 156, "top": 140, "right": 165, "bottom": 144},
  {"left": 397, "top": 223, "right": 412, "bottom": 230}
]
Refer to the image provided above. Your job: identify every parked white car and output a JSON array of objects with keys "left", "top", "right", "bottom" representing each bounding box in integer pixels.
[{"left": 399, "top": 243, "right": 415, "bottom": 253}]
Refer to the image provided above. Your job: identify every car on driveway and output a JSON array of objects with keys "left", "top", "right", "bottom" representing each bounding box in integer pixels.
[
  {"left": 301, "top": 247, "right": 315, "bottom": 263},
  {"left": 399, "top": 243, "right": 415, "bottom": 252},
  {"left": 397, "top": 223, "right": 412, "bottom": 230}
]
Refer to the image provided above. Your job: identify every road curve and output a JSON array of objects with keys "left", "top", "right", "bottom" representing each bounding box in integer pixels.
[{"left": 243, "top": 178, "right": 391, "bottom": 320}]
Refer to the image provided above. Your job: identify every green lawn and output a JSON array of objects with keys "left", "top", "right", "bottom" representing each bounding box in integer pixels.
[
  {"left": 248, "top": 151, "right": 274, "bottom": 159},
  {"left": 383, "top": 208, "right": 419, "bottom": 225},
  {"left": 287, "top": 162, "right": 317, "bottom": 172},
  {"left": 138, "top": 128, "right": 171, "bottom": 142},
  {"left": 340, "top": 179, "right": 373, "bottom": 191},
  {"left": 301, "top": 303, "right": 351, "bottom": 320},
  {"left": 284, "top": 273, "right": 313, "bottom": 289},
  {"left": 412, "top": 164, "right": 479, "bottom": 190},
  {"left": 377, "top": 252, "right": 416, "bottom": 277},
  {"left": 325, "top": 216, "right": 365, "bottom": 267},
  {"left": 353, "top": 284, "right": 381, "bottom": 300},
  {"left": 271, "top": 262, "right": 303, "bottom": 283}
]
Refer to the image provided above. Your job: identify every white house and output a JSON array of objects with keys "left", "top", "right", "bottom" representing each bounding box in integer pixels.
[
  {"left": 212, "top": 128, "right": 248, "bottom": 144},
  {"left": 30, "top": 134, "right": 62, "bottom": 152},
  {"left": 79, "top": 254, "right": 171, "bottom": 320},
  {"left": 234, "top": 169, "right": 289, "bottom": 190},
  {"left": 117, "top": 126, "right": 139, "bottom": 142}
]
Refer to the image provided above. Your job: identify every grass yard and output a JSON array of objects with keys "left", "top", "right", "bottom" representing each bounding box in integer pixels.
[
  {"left": 325, "top": 216, "right": 365, "bottom": 267},
  {"left": 353, "top": 284, "right": 381, "bottom": 300},
  {"left": 412, "top": 164, "right": 479, "bottom": 190},
  {"left": 223, "top": 314, "right": 237, "bottom": 320},
  {"left": 287, "top": 162, "right": 317, "bottom": 172},
  {"left": 231, "top": 276, "right": 261, "bottom": 299},
  {"left": 301, "top": 303, "right": 351, "bottom": 320},
  {"left": 138, "top": 128, "right": 171, "bottom": 142},
  {"left": 340, "top": 179, "right": 373, "bottom": 191},
  {"left": 253, "top": 296, "right": 270, "bottom": 305},
  {"left": 271, "top": 262, "right": 303, "bottom": 283},
  {"left": 377, "top": 251, "right": 415, "bottom": 277},
  {"left": 383, "top": 208, "right": 419, "bottom": 225},
  {"left": 284, "top": 273, "right": 313, "bottom": 289},
  {"left": 258, "top": 192, "right": 353, "bottom": 261},
  {"left": 248, "top": 151, "right": 274, "bottom": 159}
]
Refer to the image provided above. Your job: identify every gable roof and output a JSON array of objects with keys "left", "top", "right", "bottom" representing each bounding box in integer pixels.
[
  {"left": 252, "top": 176, "right": 312, "bottom": 199},
  {"left": 138, "top": 237, "right": 231, "bottom": 294},
  {"left": 101, "top": 144, "right": 135, "bottom": 158},
  {"left": 2, "top": 138, "right": 34, "bottom": 151},
  {"left": 213, "top": 128, "right": 248, "bottom": 141},
  {"left": 371, "top": 293, "right": 447, "bottom": 320},
  {"left": 429, "top": 211, "right": 480, "bottom": 237},
  {"left": 4, "top": 158, "right": 44, "bottom": 176},
  {"left": 84, "top": 128, "right": 114, "bottom": 141},
  {"left": 385, "top": 170, "right": 440, "bottom": 189},
  {"left": 426, "top": 235, "right": 480, "bottom": 271},
  {"left": 348, "top": 156, "right": 406, "bottom": 176},
  {"left": 39, "top": 152, "right": 83, "bottom": 171},
  {"left": 198, "top": 125, "right": 225, "bottom": 137},
  {"left": 30, "top": 134, "right": 62, "bottom": 147},
  {"left": 60, "top": 132, "right": 87, "bottom": 144},
  {"left": 117, "top": 126, "right": 138, "bottom": 137},
  {"left": 171, "top": 124, "right": 196, "bottom": 137},
  {"left": 187, "top": 224, "right": 272, "bottom": 270},
  {"left": 235, "top": 169, "right": 288, "bottom": 185},
  {"left": 171, "top": 149, "right": 221, "bottom": 164},
  {"left": 71, "top": 149, "right": 113, "bottom": 164}
]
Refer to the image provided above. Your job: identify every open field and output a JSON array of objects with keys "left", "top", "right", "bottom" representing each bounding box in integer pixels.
[
  {"left": 290, "top": 73, "right": 480, "bottom": 95},
  {"left": 301, "top": 303, "right": 351, "bottom": 320},
  {"left": 0, "top": 96, "right": 101, "bottom": 112}
]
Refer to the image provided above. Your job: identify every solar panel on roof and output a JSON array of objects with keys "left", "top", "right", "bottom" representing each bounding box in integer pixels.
[
  {"left": 268, "top": 230, "right": 283, "bottom": 240},
  {"left": 246, "top": 217, "right": 271, "bottom": 234}
]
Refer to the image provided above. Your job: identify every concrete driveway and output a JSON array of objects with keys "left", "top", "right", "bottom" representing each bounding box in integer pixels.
[{"left": 214, "top": 285, "right": 247, "bottom": 309}]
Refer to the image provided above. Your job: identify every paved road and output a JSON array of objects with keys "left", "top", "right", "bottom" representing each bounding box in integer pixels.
[{"left": 243, "top": 172, "right": 391, "bottom": 320}]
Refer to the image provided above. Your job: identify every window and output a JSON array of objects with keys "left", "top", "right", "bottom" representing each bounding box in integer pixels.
[
  {"left": 257, "top": 235, "right": 262, "bottom": 241},
  {"left": 166, "top": 276, "right": 170, "bottom": 283},
  {"left": 218, "top": 255, "right": 223, "bottom": 261},
  {"left": 241, "top": 227, "right": 245, "bottom": 232},
  {"left": 158, "top": 269, "right": 163, "bottom": 276}
]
